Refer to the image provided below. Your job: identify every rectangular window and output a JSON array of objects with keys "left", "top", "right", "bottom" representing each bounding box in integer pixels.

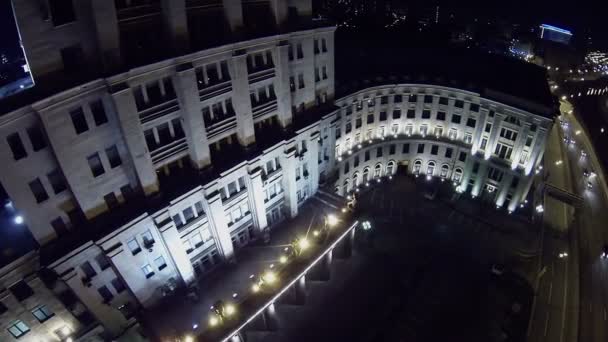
[
  {"left": 32, "top": 305, "right": 54, "bottom": 323},
  {"left": 47, "top": 169, "right": 67, "bottom": 194},
  {"left": 87, "top": 153, "right": 105, "bottom": 177},
  {"left": 417, "top": 144, "right": 424, "bottom": 154},
  {"left": 381, "top": 96, "right": 389, "bottom": 105},
  {"left": 389, "top": 144, "right": 396, "bottom": 155},
  {"left": 485, "top": 123, "right": 492, "bottom": 133},
  {"left": 183, "top": 207, "right": 195, "bottom": 223},
  {"left": 459, "top": 152, "right": 467, "bottom": 162},
  {"left": 480, "top": 138, "right": 488, "bottom": 150},
  {"left": 90, "top": 100, "right": 108, "bottom": 126},
  {"left": 106, "top": 146, "right": 122, "bottom": 168},
  {"left": 322, "top": 66, "right": 328, "bottom": 79},
  {"left": 29, "top": 178, "right": 49, "bottom": 203},
  {"left": 127, "top": 238, "right": 141, "bottom": 255},
  {"left": 376, "top": 147, "right": 383, "bottom": 158},
  {"left": 345, "top": 122, "right": 352, "bottom": 134},
  {"left": 367, "top": 114, "right": 374, "bottom": 124},
  {"left": 356, "top": 117, "right": 362, "bottom": 128},
  {"left": 97, "top": 285, "right": 114, "bottom": 303},
  {"left": 111, "top": 278, "right": 126, "bottom": 293},
  {"left": 322, "top": 38, "right": 327, "bottom": 52},
  {"left": 466, "top": 118, "right": 476, "bottom": 128},
  {"left": 95, "top": 254, "right": 111, "bottom": 270},
  {"left": 142, "top": 264, "right": 155, "bottom": 278},
  {"left": 472, "top": 162, "right": 480, "bottom": 174},
  {"left": 154, "top": 256, "right": 167, "bottom": 271},
  {"left": 314, "top": 39, "right": 320, "bottom": 54},
  {"left": 70, "top": 108, "right": 89, "bottom": 134},
  {"left": 392, "top": 109, "right": 401, "bottom": 119},
  {"left": 439, "top": 97, "right": 449, "bottom": 105},
  {"left": 49, "top": 0, "right": 76, "bottom": 26},
  {"left": 451, "top": 114, "right": 461, "bottom": 124},
  {"left": 422, "top": 110, "right": 431, "bottom": 119},
  {"left": 353, "top": 155, "right": 360, "bottom": 167},
  {"left": 470, "top": 103, "right": 480, "bottom": 112},
  {"left": 7, "top": 133, "right": 27, "bottom": 160},
  {"left": 298, "top": 74, "right": 305, "bottom": 89},
  {"left": 394, "top": 94, "right": 402, "bottom": 103},
  {"left": 379, "top": 111, "right": 387, "bottom": 121},
  {"left": 402, "top": 143, "right": 410, "bottom": 153},
  {"left": 445, "top": 148, "right": 453, "bottom": 158},
  {"left": 9, "top": 281, "right": 34, "bottom": 302},
  {"left": 431, "top": 145, "right": 439, "bottom": 155},
  {"left": 525, "top": 136, "right": 533, "bottom": 147},
  {"left": 288, "top": 45, "right": 294, "bottom": 60},
  {"left": 141, "top": 230, "right": 154, "bottom": 247},
  {"left": 297, "top": 43, "right": 303, "bottom": 58},
  {"left": 407, "top": 109, "right": 416, "bottom": 119},
  {"left": 408, "top": 94, "right": 417, "bottom": 103},
  {"left": 436, "top": 111, "right": 446, "bottom": 121},
  {"left": 424, "top": 95, "right": 433, "bottom": 103},
  {"left": 26, "top": 125, "right": 47, "bottom": 151},
  {"left": 365, "top": 150, "right": 370, "bottom": 161},
  {"left": 104, "top": 193, "right": 118, "bottom": 209},
  {"left": 7, "top": 320, "right": 30, "bottom": 338},
  {"left": 455, "top": 100, "right": 464, "bottom": 108}
]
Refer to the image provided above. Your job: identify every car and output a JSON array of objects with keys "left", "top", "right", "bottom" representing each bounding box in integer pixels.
[
  {"left": 602, "top": 245, "right": 608, "bottom": 259},
  {"left": 587, "top": 181, "right": 593, "bottom": 190},
  {"left": 580, "top": 149, "right": 587, "bottom": 157},
  {"left": 583, "top": 169, "right": 590, "bottom": 178}
]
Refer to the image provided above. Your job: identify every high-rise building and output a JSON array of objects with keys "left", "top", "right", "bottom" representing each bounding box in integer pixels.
[
  {"left": 0, "top": 1, "right": 553, "bottom": 341},
  {"left": 539, "top": 24, "right": 573, "bottom": 45}
]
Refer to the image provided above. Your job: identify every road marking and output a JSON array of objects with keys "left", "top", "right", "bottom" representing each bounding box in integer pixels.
[
  {"left": 548, "top": 282, "right": 553, "bottom": 304},
  {"left": 544, "top": 312, "right": 550, "bottom": 337}
]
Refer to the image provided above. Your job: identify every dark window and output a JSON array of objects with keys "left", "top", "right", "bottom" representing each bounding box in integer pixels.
[
  {"left": 488, "top": 110, "right": 495, "bottom": 117},
  {"left": 172, "top": 118, "right": 185, "bottom": 138},
  {"left": 144, "top": 129, "right": 157, "bottom": 151},
  {"left": 49, "top": 0, "right": 76, "bottom": 26},
  {"left": 367, "top": 114, "right": 374, "bottom": 124},
  {"left": 104, "top": 193, "right": 119, "bottom": 209},
  {"left": 322, "top": 38, "right": 327, "bottom": 52},
  {"left": 530, "top": 123, "right": 537, "bottom": 132},
  {"left": 29, "top": 178, "right": 49, "bottom": 203},
  {"left": 111, "top": 278, "right": 126, "bottom": 293},
  {"left": 451, "top": 114, "right": 461, "bottom": 124},
  {"left": 80, "top": 261, "right": 97, "bottom": 279},
  {"left": 394, "top": 94, "right": 402, "bottom": 103},
  {"left": 407, "top": 109, "right": 415, "bottom": 119},
  {"left": 296, "top": 43, "right": 303, "bottom": 59},
  {"left": 95, "top": 254, "right": 111, "bottom": 271},
  {"left": 470, "top": 103, "right": 480, "bottom": 112},
  {"left": 51, "top": 217, "right": 68, "bottom": 236},
  {"left": 424, "top": 95, "right": 433, "bottom": 103},
  {"left": 90, "top": 100, "right": 108, "bottom": 126},
  {"left": 511, "top": 176, "right": 520, "bottom": 189},
  {"left": 525, "top": 136, "right": 533, "bottom": 147},
  {"left": 288, "top": 45, "right": 294, "bottom": 60},
  {"left": 60, "top": 45, "right": 84, "bottom": 71},
  {"left": 97, "top": 286, "right": 114, "bottom": 303},
  {"left": 393, "top": 109, "right": 401, "bottom": 119},
  {"left": 379, "top": 111, "right": 387, "bottom": 121},
  {"left": 455, "top": 100, "right": 464, "bottom": 108},
  {"left": 343, "top": 162, "right": 349, "bottom": 174},
  {"left": 376, "top": 147, "right": 383, "bottom": 158},
  {"left": 466, "top": 118, "right": 476, "bottom": 128},
  {"left": 417, "top": 144, "right": 424, "bottom": 154},
  {"left": 121, "top": 185, "right": 135, "bottom": 201},
  {"left": 70, "top": 108, "right": 89, "bottom": 134},
  {"left": 439, "top": 97, "right": 449, "bottom": 105},
  {"left": 87, "top": 153, "right": 105, "bottom": 177},
  {"left": 436, "top": 111, "right": 446, "bottom": 121},
  {"left": 431, "top": 145, "right": 439, "bottom": 155},
  {"left": 422, "top": 110, "right": 431, "bottom": 119},
  {"left": 9, "top": 281, "right": 34, "bottom": 302},
  {"left": 445, "top": 148, "right": 453, "bottom": 158},
  {"left": 353, "top": 155, "right": 359, "bottom": 167},
  {"left": 298, "top": 74, "right": 305, "bottom": 89},
  {"left": 402, "top": 143, "right": 410, "bottom": 153},
  {"left": 364, "top": 150, "right": 370, "bottom": 161},
  {"left": 26, "top": 125, "right": 46, "bottom": 151},
  {"left": 381, "top": 96, "right": 389, "bottom": 105},
  {"left": 355, "top": 117, "right": 362, "bottom": 128},
  {"left": 472, "top": 162, "right": 480, "bottom": 174},
  {"left": 0, "top": 302, "right": 7, "bottom": 315},
  {"left": 485, "top": 123, "right": 492, "bottom": 132},
  {"left": 106, "top": 146, "right": 122, "bottom": 168},
  {"left": 314, "top": 39, "right": 320, "bottom": 54},
  {"left": 389, "top": 144, "right": 396, "bottom": 155},
  {"left": 408, "top": 94, "right": 417, "bottom": 102},
  {"left": 157, "top": 123, "right": 171, "bottom": 145},
  {"left": 7, "top": 133, "right": 27, "bottom": 160},
  {"left": 458, "top": 152, "right": 467, "bottom": 162},
  {"left": 47, "top": 169, "right": 67, "bottom": 194},
  {"left": 345, "top": 122, "right": 352, "bottom": 134}
]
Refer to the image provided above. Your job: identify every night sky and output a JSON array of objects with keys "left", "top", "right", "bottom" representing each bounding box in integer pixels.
[{"left": 0, "top": 1, "right": 21, "bottom": 56}]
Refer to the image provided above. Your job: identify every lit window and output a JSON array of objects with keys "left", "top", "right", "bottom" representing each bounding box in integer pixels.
[
  {"left": 127, "top": 238, "right": 141, "bottom": 255},
  {"left": 154, "top": 256, "right": 167, "bottom": 271},
  {"left": 32, "top": 305, "right": 54, "bottom": 323},
  {"left": 142, "top": 264, "right": 155, "bottom": 278},
  {"left": 7, "top": 320, "right": 30, "bottom": 338}
]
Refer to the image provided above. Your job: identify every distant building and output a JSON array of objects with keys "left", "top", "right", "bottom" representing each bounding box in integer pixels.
[{"left": 539, "top": 24, "right": 572, "bottom": 45}]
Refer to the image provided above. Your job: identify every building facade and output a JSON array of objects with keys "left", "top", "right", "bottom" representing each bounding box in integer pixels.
[{"left": 0, "top": 1, "right": 553, "bottom": 341}]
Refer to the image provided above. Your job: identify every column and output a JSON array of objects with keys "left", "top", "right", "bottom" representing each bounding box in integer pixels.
[
  {"left": 301, "top": 37, "right": 316, "bottom": 108},
  {"left": 230, "top": 54, "right": 256, "bottom": 146},
  {"left": 511, "top": 122, "right": 530, "bottom": 170},
  {"left": 269, "top": 0, "right": 288, "bottom": 28},
  {"left": 110, "top": 86, "right": 158, "bottom": 195},
  {"left": 246, "top": 168, "right": 268, "bottom": 235},
  {"left": 525, "top": 127, "right": 548, "bottom": 175},
  {"left": 280, "top": 149, "right": 298, "bottom": 218},
  {"left": 471, "top": 109, "right": 488, "bottom": 155},
  {"left": 326, "top": 121, "right": 338, "bottom": 176},
  {"left": 161, "top": 0, "right": 189, "bottom": 53},
  {"left": 508, "top": 171, "right": 529, "bottom": 212},
  {"left": 495, "top": 172, "right": 514, "bottom": 208},
  {"left": 308, "top": 131, "right": 320, "bottom": 195},
  {"left": 273, "top": 44, "right": 293, "bottom": 128},
  {"left": 204, "top": 188, "right": 235, "bottom": 261},
  {"left": 458, "top": 150, "right": 475, "bottom": 193},
  {"left": 485, "top": 113, "right": 505, "bottom": 160},
  {"left": 471, "top": 160, "right": 488, "bottom": 197},
  {"left": 90, "top": 0, "right": 121, "bottom": 71},
  {"left": 324, "top": 32, "right": 336, "bottom": 100},
  {"left": 174, "top": 63, "right": 211, "bottom": 168},
  {"left": 222, "top": 0, "right": 244, "bottom": 32},
  {"left": 159, "top": 221, "right": 195, "bottom": 285}
]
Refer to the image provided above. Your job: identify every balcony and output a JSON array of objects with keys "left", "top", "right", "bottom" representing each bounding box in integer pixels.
[
  {"left": 199, "top": 80, "right": 232, "bottom": 102},
  {"left": 248, "top": 68, "right": 275, "bottom": 84},
  {"left": 206, "top": 117, "right": 237, "bottom": 141},
  {"left": 139, "top": 99, "right": 180, "bottom": 124},
  {"left": 252, "top": 100, "right": 278, "bottom": 121},
  {"left": 150, "top": 138, "right": 189, "bottom": 166}
]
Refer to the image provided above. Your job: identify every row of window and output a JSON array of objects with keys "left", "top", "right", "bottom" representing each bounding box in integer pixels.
[
  {"left": 196, "top": 60, "right": 231, "bottom": 89},
  {"left": 133, "top": 77, "right": 177, "bottom": 111},
  {"left": 348, "top": 94, "right": 482, "bottom": 112},
  {"left": 6, "top": 124, "right": 47, "bottom": 161},
  {"left": 173, "top": 201, "right": 205, "bottom": 228},
  {"left": 70, "top": 99, "right": 109, "bottom": 135},
  {"left": 141, "top": 256, "right": 167, "bottom": 279},
  {"left": 314, "top": 66, "right": 329, "bottom": 83},
  {"left": 247, "top": 51, "right": 274, "bottom": 74},
  {"left": 289, "top": 74, "right": 305, "bottom": 92},
  {"left": 87, "top": 145, "right": 122, "bottom": 178},
  {"left": 250, "top": 84, "right": 277, "bottom": 108},
  {"left": 202, "top": 98, "right": 235, "bottom": 126},
  {"left": 184, "top": 229, "right": 212, "bottom": 254},
  {"left": 144, "top": 118, "right": 186, "bottom": 152},
  {"left": 28, "top": 168, "right": 68, "bottom": 204},
  {"left": 127, "top": 230, "right": 156, "bottom": 256}
]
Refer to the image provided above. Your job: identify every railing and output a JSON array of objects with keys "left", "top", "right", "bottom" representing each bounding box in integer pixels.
[
  {"left": 252, "top": 100, "right": 277, "bottom": 121},
  {"left": 206, "top": 117, "right": 237, "bottom": 141},
  {"left": 151, "top": 138, "right": 188, "bottom": 165},
  {"left": 199, "top": 81, "right": 232, "bottom": 102},
  {"left": 185, "top": 0, "right": 223, "bottom": 9},
  {"left": 248, "top": 68, "right": 275, "bottom": 84},
  {"left": 139, "top": 99, "right": 180, "bottom": 124},
  {"left": 117, "top": 4, "right": 161, "bottom": 22}
]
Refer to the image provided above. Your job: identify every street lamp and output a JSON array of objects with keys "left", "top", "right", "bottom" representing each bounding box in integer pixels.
[{"left": 325, "top": 214, "right": 339, "bottom": 228}]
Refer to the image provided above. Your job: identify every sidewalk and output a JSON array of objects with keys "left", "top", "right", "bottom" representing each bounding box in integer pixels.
[{"left": 139, "top": 198, "right": 338, "bottom": 341}]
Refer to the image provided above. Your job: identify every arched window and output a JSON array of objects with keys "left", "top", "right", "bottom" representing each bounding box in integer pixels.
[
  {"left": 363, "top": 167, "right": 370, "bottom": 183},
  {"left": 374, "top": 163, "right": 383, "bottom": 178},
  {"left": 387, "top": 160, "right": 396, "bottom": 175},
  {"left": 353, "top": 172, "right": 360, "bottom": 187},
  {"left": 414, "top": 160, "right": 422, "bottom": 174},
  {"left": 427, "top": 161, "right": 436, "bottom": 175},
  {"left": 343, "top": 178, "right": 350, "bottom": 194},
  {"left": 440, "top": 164, "right": 449, "bottom": 178},
  {"left": 453, "top": 168, "right": 463, "bottom": 182}
]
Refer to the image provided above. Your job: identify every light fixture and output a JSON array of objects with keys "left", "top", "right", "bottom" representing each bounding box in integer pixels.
[
  {"left": 326, "top": 214, "right": 339, "bottom": 227},
  {"left": 13, "top": 215, "right": 23, "bottom": 225},
  {"left": 224, "top": 304, "right": 236, "bottom": 316},
  {"left": 298, "top": 238, "right": 310, "bottom": 251},
  {"left": 209, "top": 315, "right": 219, "bottom": 327},
  {"left": 252, "top": 284, "right": 260, "bottom": 293},
  {"left": 279, "top": 255, "right": 288, "bottom": 263},
  {"left": 263, "top": 270, "right": 278, "bottom": 284}
]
